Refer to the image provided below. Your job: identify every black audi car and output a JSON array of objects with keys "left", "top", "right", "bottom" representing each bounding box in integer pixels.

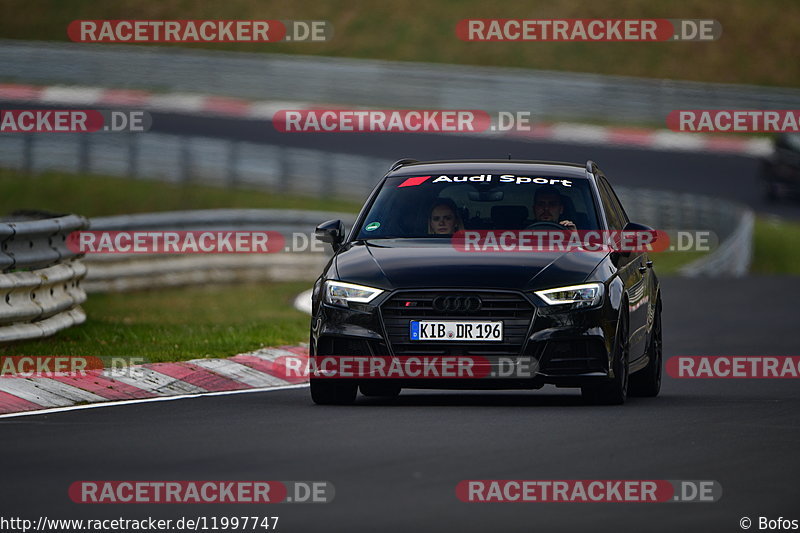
[{"left": 309, "top": 159, "right": 662, "bottom": 405}]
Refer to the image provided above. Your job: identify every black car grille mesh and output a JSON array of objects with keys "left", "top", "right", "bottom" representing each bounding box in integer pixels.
[{"left": 380, "top": 290, "right": 534, "bottom": 357}]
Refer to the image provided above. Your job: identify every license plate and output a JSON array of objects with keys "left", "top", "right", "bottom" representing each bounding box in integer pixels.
[{"left": 409, "top": 321, "right": 503, "bottom": 341}]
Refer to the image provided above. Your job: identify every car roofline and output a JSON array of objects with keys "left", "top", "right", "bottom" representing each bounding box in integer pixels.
[
  {"left": 387, "top": 158, "right": 599, "bottom": 180},
  {"left": 390, "top": 158, "right": 586, "bottom": 168}
]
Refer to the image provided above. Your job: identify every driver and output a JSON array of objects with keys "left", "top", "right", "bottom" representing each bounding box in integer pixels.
[
  {"left": 428, "top": 198, "right": 464, "bottom": 235},
  {"left": 532, "top": 185, "right": 577, "bottom": 230}
]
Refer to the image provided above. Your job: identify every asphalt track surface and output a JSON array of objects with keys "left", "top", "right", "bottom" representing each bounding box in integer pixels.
[
  {"left": 1, "top": 276, "right": 798, "bottom": 532},
  {"left": 1, "top": 101, "right": 799, "bottom": 219}
]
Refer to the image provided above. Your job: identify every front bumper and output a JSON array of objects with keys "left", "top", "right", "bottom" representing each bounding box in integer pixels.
[{"left": 310, "top": 288, "right": 617, "bottom": 389}]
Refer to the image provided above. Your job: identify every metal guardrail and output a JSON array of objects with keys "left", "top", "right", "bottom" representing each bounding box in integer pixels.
[
  {"left": 0, "top": 133, "right": 390, "bottom": 199},
  {"left": 616, "top": 187, "right": 754, "bottom": 277},
  {"left": 2, "top": 40, "right": 800, "bottom": 123},
  {"left": 0, "top": 213, "right": 89, "bottom": 342},
  {"left": 679, "top": 210, "right": 754, "bottom": 277},
  {"left": 1, "top": 213, "right": 87, "bottom": 272},
  {"left": 82, "top": 209, "right": 356, "bottom": 292}
]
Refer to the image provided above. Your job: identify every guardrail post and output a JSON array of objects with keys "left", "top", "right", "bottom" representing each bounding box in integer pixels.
[
  {"left": 227, "top": 140, "right": 239, "bottom": 187},
  {"left": 22, "top": 135, "right": 33, "bottom": 174},
  {"left": 322, "top": 153, "right": 333, "bottom": 198},
  {"left": 78, "top": 134, "right": 90, "bottom": 173},
  {"left": 127, "top": 133, "right": 139, "bottom": 178},
  {"left": 279, "top": 146, "right": 291, "bottom": 193},
  {"left": 179, "top": 137, "right": 191, "bottom": 183}
]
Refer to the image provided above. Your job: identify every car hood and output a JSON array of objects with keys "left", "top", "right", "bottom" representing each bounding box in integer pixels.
[{"left": 333, "top": 239, "right": 607, "bottom": 291}]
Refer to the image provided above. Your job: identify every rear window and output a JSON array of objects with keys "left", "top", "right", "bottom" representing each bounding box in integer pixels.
[{"left": 355, "top": 173, "right": 600, "bottom": 239}]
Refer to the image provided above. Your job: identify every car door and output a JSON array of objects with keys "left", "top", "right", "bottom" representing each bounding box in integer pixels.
[{"left": 597, "top": 176, "right": 649, "bottom": 361}]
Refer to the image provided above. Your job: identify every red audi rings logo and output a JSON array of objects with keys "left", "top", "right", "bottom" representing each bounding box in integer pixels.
[{"left": 432, "top": 295, "right": 482, "bottom": 312}]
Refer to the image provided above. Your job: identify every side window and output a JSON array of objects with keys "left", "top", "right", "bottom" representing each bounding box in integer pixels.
[
  {"left": 597, "top": 179, "right": 624, "bottom": 231},
  {"left": 601, "top": 177, "right": 630, "bottom": 226}
]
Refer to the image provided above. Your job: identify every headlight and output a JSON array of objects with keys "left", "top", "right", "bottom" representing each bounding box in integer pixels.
[
  {"left": 534, "top": 283, "right": 604, "bottom": 309},
  {"left": 324, "top": 281, "right": 383, "bottom": 307}
]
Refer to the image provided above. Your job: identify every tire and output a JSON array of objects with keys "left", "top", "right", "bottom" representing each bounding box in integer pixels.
[
  {"left": 360, "top": 383, "right": 401, "bottom": 398},
  {"left": 310, "top": 378, "right": 357, "bottom": 405},
  {"left": 582, "top": 312, "right": 629, "bottom": 405},
  {"left": 629, "top": 297, "right": 662, "bottom": 397}
]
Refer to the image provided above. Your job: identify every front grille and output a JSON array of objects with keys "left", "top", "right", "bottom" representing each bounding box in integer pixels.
[{"left": 380, "top": 290, "right": 535, "bottom": 357}]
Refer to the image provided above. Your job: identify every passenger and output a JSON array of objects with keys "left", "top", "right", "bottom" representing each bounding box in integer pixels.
[
  {"left": 532, "top": 185, "right": 577, "bottom": 230},
  {"left": 428, "top": 198, "right": 464, "bottom": 235}
]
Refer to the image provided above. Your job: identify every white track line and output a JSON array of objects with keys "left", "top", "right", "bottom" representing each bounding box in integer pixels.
[
  {"left": 146, "top": 93, "right": 206, "bottom": 112},
  {"left": 248, "top": 101, "right": 311, "bottom": 119},
  {"left": 40, "top": 86, "right": 106, "bottom": 105},
  {"left": 0, "top": 383, "right": 309, "bottom": 420}
]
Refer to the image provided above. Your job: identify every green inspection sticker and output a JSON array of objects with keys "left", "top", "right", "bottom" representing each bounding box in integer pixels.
[{"left": 365, "top": 222, "right": 381, "bottom": 231}]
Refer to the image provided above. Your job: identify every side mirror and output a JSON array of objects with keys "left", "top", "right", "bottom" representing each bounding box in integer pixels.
[
  {"left": 315, "top": 219, "right": 345, "bottom": 252},
  {"left": 614, "top": 221, "right": 657, "bottom": 257},
  {"left": 623, "top": 221, "right": 656, "bottom": 235}
]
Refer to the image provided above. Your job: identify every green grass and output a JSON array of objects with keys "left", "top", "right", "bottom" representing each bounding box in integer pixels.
[
  {"left": 0, "top": 281, "right": 312, "bottom": 362},
  {"left": 0, "top": 169, "right": 362, "bottom": 217},
  {"left": 752, "top": 217, "right": 800, "bottom": 274},
  {"left": 1, "top": 0, "right": 798, "bottom": 87},
  {"left": 649, "top": 249, "right": 708, "bottom": 274}
]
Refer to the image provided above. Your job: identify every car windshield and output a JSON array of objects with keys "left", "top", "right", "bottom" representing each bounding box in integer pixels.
[{"left": 355, "top": 173, "right": 601, "bottom": 239}]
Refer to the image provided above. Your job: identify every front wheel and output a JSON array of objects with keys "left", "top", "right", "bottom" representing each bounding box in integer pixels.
[
  {"left": 582, "top": 312, "right": 629, "bottom": 405},
  {"left": 310, "top": 378, "right": 357, "bottom": 405},
  {"left": 629, "top": 297, "right": 662, "bottom": 397}
]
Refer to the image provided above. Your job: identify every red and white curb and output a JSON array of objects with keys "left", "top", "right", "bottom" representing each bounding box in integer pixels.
[
  {"left": 0, "top": 346, "right": 309, "bottom": 418},
  {"left": 0, "top": 82, "right": 771, "bottom": 157}
]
